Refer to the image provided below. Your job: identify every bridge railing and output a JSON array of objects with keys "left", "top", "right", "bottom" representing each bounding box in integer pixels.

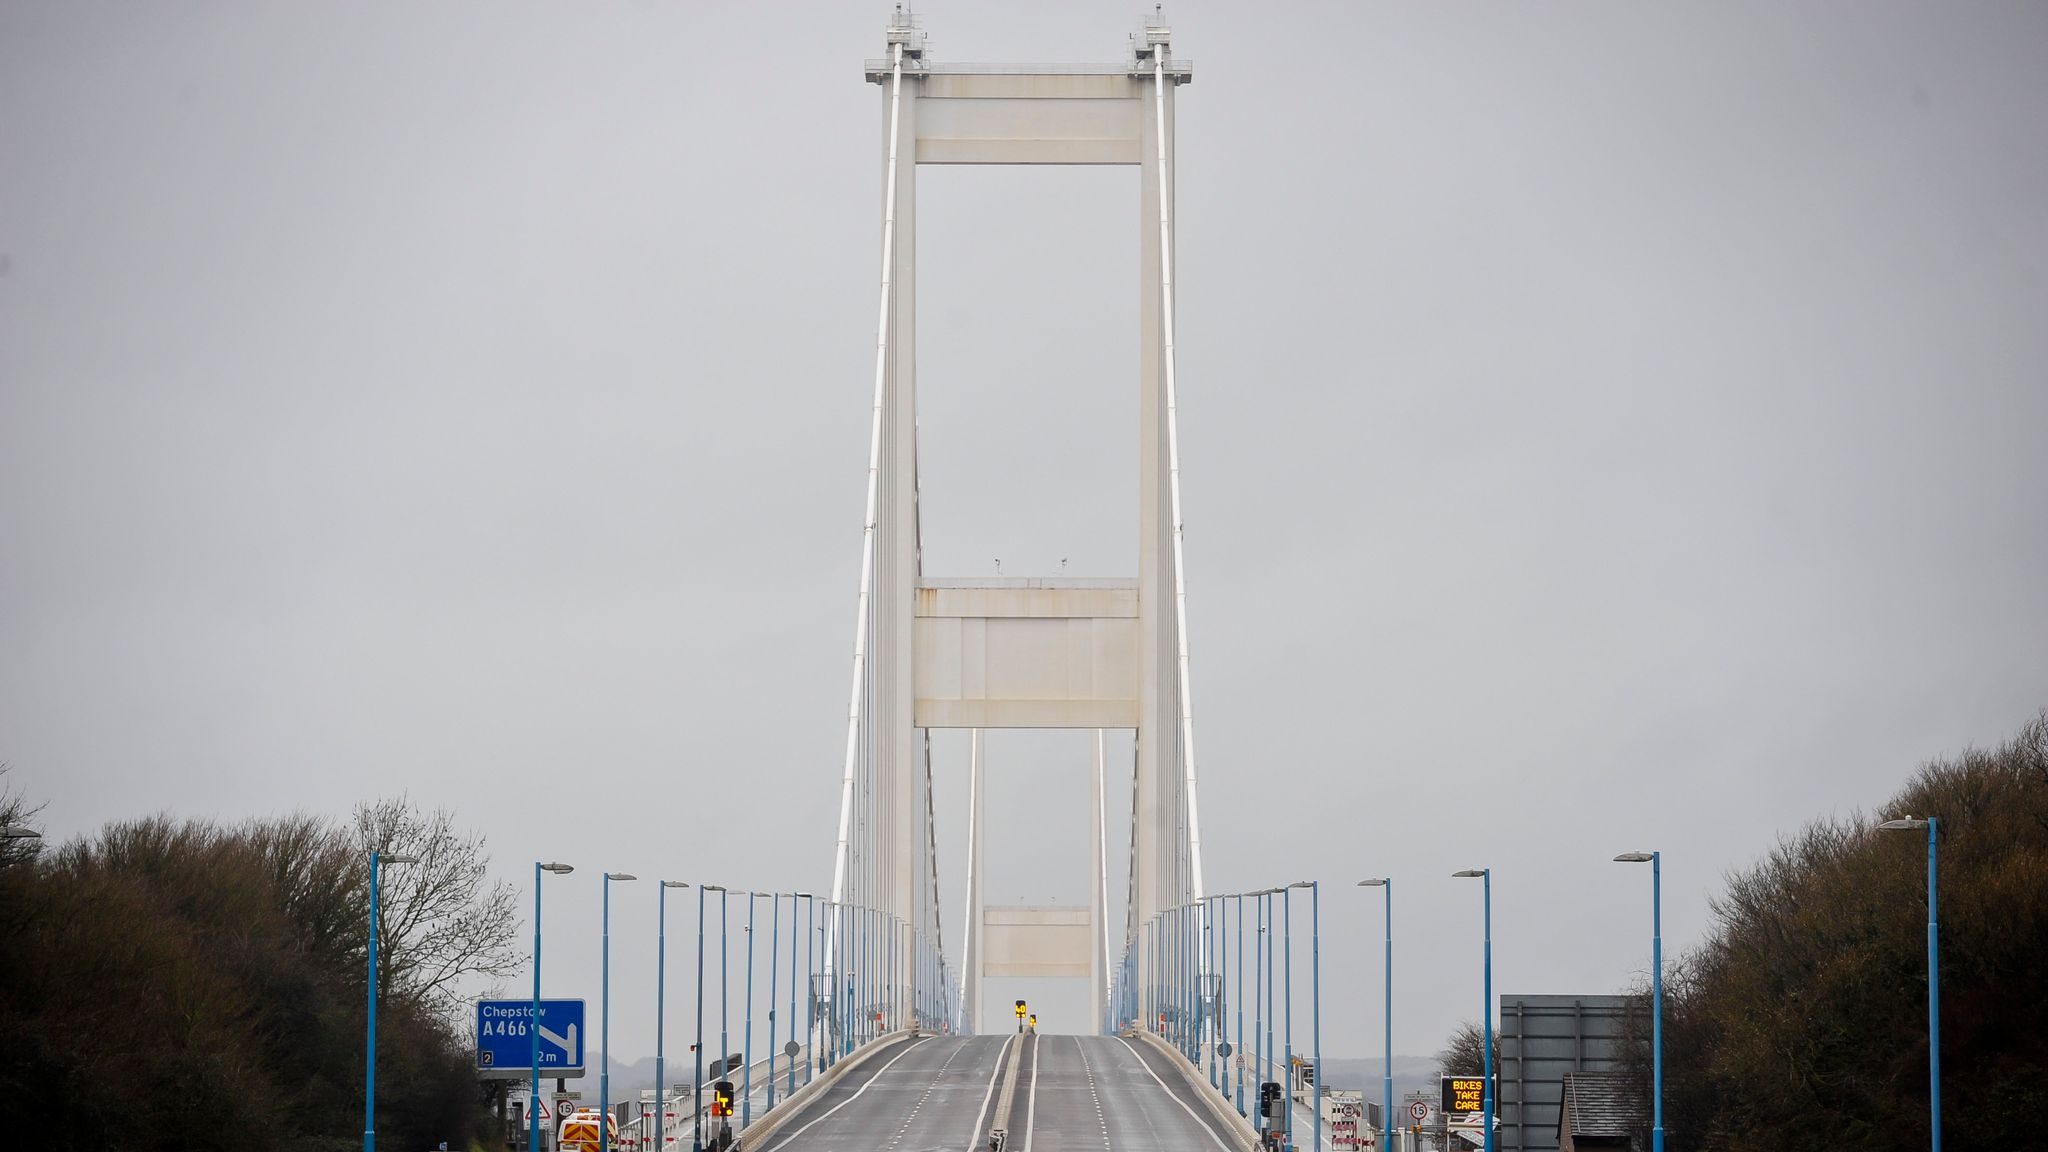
[
  {"left": 611, "top": 889, "right": 951, "bottom": 1151},
  {"left": 1114, "top": 883, "right": 1333, "bottom": 1150}
]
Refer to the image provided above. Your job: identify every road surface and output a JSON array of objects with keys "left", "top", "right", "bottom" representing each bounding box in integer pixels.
[{"left": 755, "top": 1033, "right": 1235, "bottom": 1152}]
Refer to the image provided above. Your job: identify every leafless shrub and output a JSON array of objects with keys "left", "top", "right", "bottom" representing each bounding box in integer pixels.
[{"left": 1618, "top": 710, "right": 2048, "bottom": 1152}]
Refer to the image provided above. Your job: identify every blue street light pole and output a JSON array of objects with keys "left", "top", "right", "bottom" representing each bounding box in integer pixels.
[
  {"left": 1615, "top": 853, "right": 1663, "bottom": 1152},
  {"left": 1263, "top": 890, "right": 1276, "bottom": 1128},
  {"left": 768, "top": 892, "right": 782, "bottom": 1108},
  {"left": 1296, "top": 881, "right": 1321, "bottom": 1152},
  {"left": 363, "top": 850, "right": 417, "bottom": 1152},
  {"left": 743, "top": 893, "right": 757, "bottom": 1127},
  {"left": 694, "top": 885, "right": 719, "bottom": 1152},
  {"left": 1282, "top": 885, "right": 1294, "bottom": 1151},
  {"left": 601, "top": 872, "right": 638, "bottom": 1152},
  {"left": 1455, "top": 869, "right": 1495, "bottom": 1152},
  {"left": 1145, "top": 917, "right": 1155, "bottom": 1034},
  {"left": 1163, "top": 911, "right": 1171, "bottom": 1041},
  {"left": 1189, "top": 902, "right": 1200, "bottom": 1060},
  {"left": 1186, "top": 903, "right": 1193, "bottom": 1056},
  {"left": 1881, "top": 816, "right": 1942, "bottom": 1152},
  {"left": 788, "top": 894, "right": 806, "bottom": 1091},
  {"left": 1195, "top": 901, "right": 1206, "bottom": 1064},
  {"left": 1250, "top": 901, "right": 1262, "bottom": 1117},
  {"left": 532, "top": 862, "right": 573, "bottom": 1152},
  {"left": 801, "top": 894, "right": 816, "bottom": 1083},
  {"left": 1358, "top": 879, "right": 1392, "bottom": 1152},
  {"left": 656, "top": 881, "right": 689, "bottom": 1152},
  {"left": 835, "top": 900, "right": 851, "bottom": 1059},
  {"left": 719, "top": 889, "right": 730, "bottom": 1109},
  {"left": 1172, "top": 905, "right": 1182, "bottom": 1052},
  {"left": 1182, "top": 902, "right": 1193, "bottom": 1057},
  {"left": 1196, "top": 901, "right": 1204, "bottom": 1060},
  {"left": 1235, "top": 892, "right": 1246, "bottom": 1117},
  {"left": 1204, "top": 897, "right": 1220, "bottom": 1082}
]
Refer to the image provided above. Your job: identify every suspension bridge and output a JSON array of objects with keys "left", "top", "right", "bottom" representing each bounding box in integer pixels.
[{"left": 590, "top": 13, "right": 1344, "bottom": 1152}]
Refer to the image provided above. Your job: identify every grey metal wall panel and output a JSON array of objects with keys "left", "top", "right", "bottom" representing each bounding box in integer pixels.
[{"left": 1496, "top": 994, "right": 1635, "bottom": 1152}]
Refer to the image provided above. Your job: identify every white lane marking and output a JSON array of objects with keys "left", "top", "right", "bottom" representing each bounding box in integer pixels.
[
  {"left": 1075, "top": 1037, "right": 1110, "bottom": 1150},
  {"left": 1021, "top": 1034, "right": 1041, "bottom": 1152},
  {"left": 1114, "top": 1035, "right": 1233, "bottom": 1152},
  {"left": 888, "top": 1041, "right": 971, "bottom": 1148},
  {"left": 753, "top": 1036, "right": 932, "bottom": 1152},
  {"left": 963, "top": 1034, "right": 1014, "bottom": 1152}
]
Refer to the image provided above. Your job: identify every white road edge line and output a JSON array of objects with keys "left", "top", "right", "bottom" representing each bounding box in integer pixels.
[
  {"left": 964, "top": 1034, "right": 1015, "bottom": 1152},
  {"left": 1021, "top": 1034, "right": 1041, "bottom": 1152},
  {"left": 1114, "top": 1035, "right": 1234, "bottom": 1152},
  {"left": 754, "top": 1036, "right": 932, "bottom": 1152}
]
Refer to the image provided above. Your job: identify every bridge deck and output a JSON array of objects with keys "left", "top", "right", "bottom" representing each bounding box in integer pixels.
[
  {"left": 1036, "top": 1034, "right": 1236, "bottom": 1152},
  {"left": 751, "top": 1034, "right": 1234, "bottom": 1152}
]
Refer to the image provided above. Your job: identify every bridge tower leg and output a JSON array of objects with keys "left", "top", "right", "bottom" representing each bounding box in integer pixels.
[{"left": 831, "top": 13, "right": 1202, "bottom": 1040}]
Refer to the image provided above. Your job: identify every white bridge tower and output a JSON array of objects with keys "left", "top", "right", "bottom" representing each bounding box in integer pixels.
[{"left": 827, "top": 10, "right": 1206, "bottom": 1039}]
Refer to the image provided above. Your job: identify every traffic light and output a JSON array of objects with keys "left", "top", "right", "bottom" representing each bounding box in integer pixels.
[
  {"left": 1259, "top": 1081, "right": 1283, "bottom": 1119},
  {"left": 1014, "top": 999, "right": 1027, "bottom": 1018},
  {"left": 712, "top": 1080, "right": 735, "bottom": 1118}
]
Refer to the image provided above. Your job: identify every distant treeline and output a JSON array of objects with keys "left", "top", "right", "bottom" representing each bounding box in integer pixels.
[
  {"left": 0, "top": 793, "right": 515, "bottom": 1151},
  {"left": 1435, "top": 711, "right": 2048, "bottom": 1152}
]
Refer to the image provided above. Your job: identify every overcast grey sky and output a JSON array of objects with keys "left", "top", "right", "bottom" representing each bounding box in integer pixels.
[{"left": 4, "top": 1, "right": 2046, "bottom": 1070}]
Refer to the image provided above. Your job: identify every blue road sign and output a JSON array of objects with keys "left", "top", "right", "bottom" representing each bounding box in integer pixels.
[{"left": 475, "top": 998, "right": 586, "bottom": 1078}]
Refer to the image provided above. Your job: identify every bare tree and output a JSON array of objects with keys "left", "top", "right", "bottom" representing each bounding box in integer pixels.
[
  {"left": 1631, "top": 710, "right": 2048, "bottom": 1152},
  {"left": 354, "top": 797, "right": 521, "bottom": 1019},
  {"left": 0, "top": 766, "right": 45, "bottom": 871},
  {"left": 1435, "top": 1020, "right": 1499, "bottom": 1080}
]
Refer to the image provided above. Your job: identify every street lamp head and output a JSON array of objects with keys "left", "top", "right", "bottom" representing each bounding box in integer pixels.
[
  {"left": 661, "top": 880, "right": 690, "bottom": 888},
  {"left": 702, "top": 883, "right": 727, "bottom": 892},
  {"left": 1356, "top": 878, "right": 1387, "bottom": 887},
  {"left": 1291, "top": 880, "right": 1316, "bottom": 889},
  {"left": 1613, "top": 852, "right": 1655, "bottom": 863},
  {"left": 380, "top": 852, "right": 421, "bottom": 864},
  {"left": 1878, "top": 817, "right": 1930, "bottom": 831},
  {"left": 1452, "top": 869, "right": 1487, "bottom": 878},
  {"left": 606, "top": 872, "right": 638, "bottom": 881},
  {"left": 0, "top": 826, "right": 44, "bottom": 841},
  {"left": 795, "top": 891, "right": 814, "bottom": 898},
  {"left": 540, "top": 862, "right": 574, "bottom": 874}
]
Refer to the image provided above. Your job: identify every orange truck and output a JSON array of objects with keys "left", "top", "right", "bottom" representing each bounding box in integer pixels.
[{"left": 557, "top": 1108, "right": 618, "bottom": 1152}]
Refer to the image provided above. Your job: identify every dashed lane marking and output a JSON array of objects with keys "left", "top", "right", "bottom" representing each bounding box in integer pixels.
[
  {"left": 752, "top": 1036, "right": 933, "bottom": 1152},
  {"left": 886, "top": 1040, "right": 971, "bottom": 1149},
  {"left": 1075, "top": 1037, "right": 1111, "bottom": 1150}
]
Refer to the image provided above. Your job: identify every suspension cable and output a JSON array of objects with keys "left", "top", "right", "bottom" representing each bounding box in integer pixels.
[
  {"left": 1151, "top": 52, "right": 1206, "bottom": 900},
  {"left": 828, "top": 39, "right": 906, "bottom": 977}
]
